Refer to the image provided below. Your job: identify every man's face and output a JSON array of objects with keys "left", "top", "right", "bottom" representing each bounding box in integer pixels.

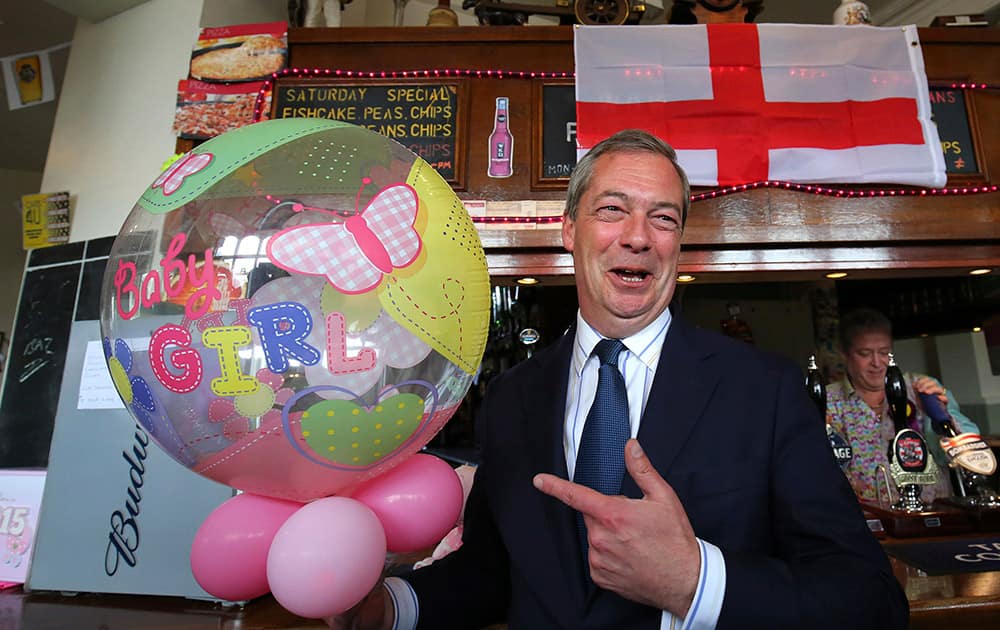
[
  {"left": 843, "top": 331, "right": 893, "bottom": 394},
  {"left": 562, "top": 151, "right": 685, "bottom": 339}
]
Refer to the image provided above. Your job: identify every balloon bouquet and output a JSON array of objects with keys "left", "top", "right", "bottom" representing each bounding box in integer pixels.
[{"left": 99, "top": 118, "right": 490, "bottom": 618}]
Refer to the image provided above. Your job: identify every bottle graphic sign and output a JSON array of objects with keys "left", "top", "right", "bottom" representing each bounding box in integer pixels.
[{"left": 488, "top": 97, "right": 513, "bottom": 178}]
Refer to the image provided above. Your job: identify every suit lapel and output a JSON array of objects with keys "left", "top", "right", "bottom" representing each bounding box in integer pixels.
[
  {"left": 624, "top": 312, "right": 720, "bottom": 499},
  {"left": 510, "top": 313, "right": 720, "bottom": 621},
  {"left": 516, "top": 331, "right": 591, "bottom": 615}
]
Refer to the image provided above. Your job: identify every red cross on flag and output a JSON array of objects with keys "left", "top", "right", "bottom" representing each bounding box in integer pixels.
[{"left": 574, "top": 24, "right": 947, "bottom": 188}]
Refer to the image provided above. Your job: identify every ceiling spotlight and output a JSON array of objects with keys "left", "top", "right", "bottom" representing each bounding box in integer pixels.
[
  {"left": 969, "top": 268, "right": 992, "bottom": 275},
  {"left": 825, "top": 272, "right": 848, "bottom": 279},
  {"left": 516, "top": 277, "right": 538, "bottom": 285},
  {"left": 677, "top": 274, "right": 696, "bottom": 283}
]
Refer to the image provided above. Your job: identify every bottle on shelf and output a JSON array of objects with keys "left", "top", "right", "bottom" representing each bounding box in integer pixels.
[
  {"left": 487, "top": 97, "right": 513, "bottom": 178},
  {"left": 427, "top": 0, "right": 458, "bottom": 25},
  {"left": 720, "top": 302, "right": 754, "bottom": 344}
]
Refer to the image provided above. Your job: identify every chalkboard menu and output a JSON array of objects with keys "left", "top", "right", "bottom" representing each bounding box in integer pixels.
[
  {"left": 273, "top": 79, "right": 466, "bottom": 183},
  {"left": 929, "top": 87, "right": 980, "bottom": 176},
  {"left": 0, "top": 238, "right": 113, "bottom": 468},
  {"left": 539, "top": 83, "right": 577, "bottom": 182}
]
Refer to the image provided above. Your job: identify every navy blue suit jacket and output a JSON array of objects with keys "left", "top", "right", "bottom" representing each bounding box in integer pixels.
[{"left": 406, "top": 312, "right": 908, "bottom": 629}]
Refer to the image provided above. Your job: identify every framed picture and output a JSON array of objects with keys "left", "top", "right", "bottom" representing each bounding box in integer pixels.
[
  {"left": 271, "top": 77, "right": 468, "bottom": 188},
  {"left": 532, "top": 79, "right": 576, "bottom": 190},
  {"left": 929, "top": 82, "right": 989, "bottom": 184}
]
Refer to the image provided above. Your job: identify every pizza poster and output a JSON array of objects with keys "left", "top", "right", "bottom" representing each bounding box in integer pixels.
[
  {"left": 173, "top": 79, "right": 269, "bottom": 140},
  {"left": 21, "top": 191, "right": 71, "bottom": 250},
  {"left": 0, "top": 469, "right": 46, "bottom": 587},
  {"left": 189, "top": 21, "right": 288, "bottom": 83}
]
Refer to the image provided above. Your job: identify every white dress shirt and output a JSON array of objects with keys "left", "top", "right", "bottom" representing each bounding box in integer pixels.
[
  {"left": 567, "top": 310, "right": 724, "bottom": 630},
  {"left": 387, "top": 308, "right": 726, "bottom": 630}
]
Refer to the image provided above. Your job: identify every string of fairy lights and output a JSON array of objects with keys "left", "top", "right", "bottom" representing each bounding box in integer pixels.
[{"left": 251, "top": 68, "right": 999, "bottom": 225}]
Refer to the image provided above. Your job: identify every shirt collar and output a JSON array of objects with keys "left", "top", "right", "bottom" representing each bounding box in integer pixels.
[
  {"left": 837, "top": 374, "right": 858, "bottom": 397},
  {"left": 572, "top": 308, "right": 673, "bottom": 376},
  {"left": 831, "top": 374, "right": 883, "bottom": 408}
]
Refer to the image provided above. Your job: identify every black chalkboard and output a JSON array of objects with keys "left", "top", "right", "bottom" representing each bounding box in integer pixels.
[
  {"left": 929, "top": 88, "right": 979, "bottom": 175},
  {"left": 273, "top": 80, "right": 464, "bottom": 183},
  {"left": 0, "top": 263, "right": 79, "bottom": 467},
  {"left": 0, "top": 238, "right": 112, "bottom": 468},
  {"left": 540, "top": 84, "right": 577, "bottom": 181}
]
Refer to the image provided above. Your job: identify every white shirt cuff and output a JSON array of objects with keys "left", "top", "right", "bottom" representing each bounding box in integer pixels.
[
  {"left": 390, "top": 540, "right": 725, "bottom": 630},
  {"left": 384, "top": 576, "right": 418, "bottom": 630},
  {"left": 661, "top": 538, "right": 726, "bottom": 630}
]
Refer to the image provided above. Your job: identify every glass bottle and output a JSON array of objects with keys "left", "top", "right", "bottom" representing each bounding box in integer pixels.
[
  {"left": 720, "top": 302, "right": 754, "bottom": 344},
  {"left": 488, "top": 97, "right": 513, "bottom": 178}
]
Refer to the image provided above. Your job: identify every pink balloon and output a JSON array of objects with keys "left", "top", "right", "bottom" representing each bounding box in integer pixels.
[
  {"left": 351, "top": 453, "right": 464, "bottom": 553},
  {"left": 266, "top": 497, "right": 386, "bottom": 619},
  {"left": 190, "top": 493, "right": 302, "bottom": 601}
]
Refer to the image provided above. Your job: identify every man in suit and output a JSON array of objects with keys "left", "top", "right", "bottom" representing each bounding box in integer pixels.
[{"left": 330, "top": 129, "right": 908, "bottom": 629}]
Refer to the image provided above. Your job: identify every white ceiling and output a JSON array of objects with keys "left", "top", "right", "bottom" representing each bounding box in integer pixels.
[{"left": 0, "top": 0, "right": 996, "bottom": 173}]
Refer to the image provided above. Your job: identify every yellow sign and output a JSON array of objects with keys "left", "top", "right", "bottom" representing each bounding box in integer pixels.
[
  {"left": 15, "top": 55, "right": 43, "bottom": 105},
  {"left": 21, "top": 192, "right": 71, "bottom": 250}
]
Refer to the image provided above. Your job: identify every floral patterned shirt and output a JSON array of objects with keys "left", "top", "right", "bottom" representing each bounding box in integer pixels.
[{"left": 826, "top": 372, "right": 980, "bottom": 504}]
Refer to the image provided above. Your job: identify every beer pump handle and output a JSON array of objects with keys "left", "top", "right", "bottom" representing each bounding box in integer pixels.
[
  {"left": 919, "top": 392, "right": 958, "bottom": 437},
  {"left": 884, "top": 354, "right": 909, "bottom": 433},
  {"left": 805, "top": 354, "right": 826, "bottom": 419}
]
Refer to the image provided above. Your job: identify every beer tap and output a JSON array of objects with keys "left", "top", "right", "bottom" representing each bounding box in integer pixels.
[
  {"left": 921, "top": 391, "right": 1000, "bottom": 508},
  {"left": 884, "top": 353, "right": 936, "bottom": 512},
  {"left": 811, "top": 354, "right": 853, "bottom": 470},
  {"left": 805, "top": 354, "right": 826, "bottom": 420},
  {"left": 885, "top": 353, "right": 908, "bottom": 433}
]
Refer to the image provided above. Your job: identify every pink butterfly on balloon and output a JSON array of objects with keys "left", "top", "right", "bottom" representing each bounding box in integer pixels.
[
  {"left": 266, "top": 178, "right": 422, "bottom": 295},
  {"left": 152, "top": 152, "right": 213, "bottom": 196}
]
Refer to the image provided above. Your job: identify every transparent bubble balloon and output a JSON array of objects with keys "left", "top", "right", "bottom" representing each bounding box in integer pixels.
[{"left": 100, "top": 119, "right": 490, "bottom": 501}]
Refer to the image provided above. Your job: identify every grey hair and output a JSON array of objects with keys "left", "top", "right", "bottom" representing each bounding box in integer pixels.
[
  {"left": 838, "top": 307, "right": 893, "bottom": 353},
  {"left": 564, "top": 129, "right": 691, "bottom": 224}
]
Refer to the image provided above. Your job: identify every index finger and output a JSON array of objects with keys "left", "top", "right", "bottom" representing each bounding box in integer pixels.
[{"left": 533, "top": 473, "right": 610, "bottom": 516}]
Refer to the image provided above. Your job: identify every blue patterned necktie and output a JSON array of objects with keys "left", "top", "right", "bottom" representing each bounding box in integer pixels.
[{"left": 574, "top": 338, "right": 629, "bottom": 564}]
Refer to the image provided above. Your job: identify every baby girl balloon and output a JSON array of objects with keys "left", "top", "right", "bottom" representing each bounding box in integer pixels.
[{"left": 99, "top": 118, "right": 490, "bottom": 501}]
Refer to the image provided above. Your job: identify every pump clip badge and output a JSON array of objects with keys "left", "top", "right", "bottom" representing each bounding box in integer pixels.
[
  {"left": 826, "top": 425, "right": 853, "bottom": 470},
  {"left": 942, "top": 433, "right": 998, "bottom": 476},
  {"left": 890, "top": 429, "right": 937, "bottom": 486},
  {"left": 895, "top": 429, "right": 928, "bottom": 471}
]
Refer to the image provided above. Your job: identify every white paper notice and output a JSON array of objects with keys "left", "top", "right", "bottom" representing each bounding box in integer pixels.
[{"left": 78, "top": 340, "right": 124, "bottom": 410}]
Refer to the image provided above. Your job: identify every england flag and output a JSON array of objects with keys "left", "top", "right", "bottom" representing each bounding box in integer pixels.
[{"left": 574, "top": 24, "right": 947, "bottom": 187}]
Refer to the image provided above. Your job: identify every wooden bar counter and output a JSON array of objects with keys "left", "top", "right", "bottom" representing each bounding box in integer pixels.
[
  {"left": 2, "top": 536, "right": 997, "bottom": 629},
  {"left": 891, "top": 539, "right": 1000, "bottom": 629}
]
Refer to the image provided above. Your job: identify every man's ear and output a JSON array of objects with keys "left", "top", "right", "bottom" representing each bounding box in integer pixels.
[{"left": 562, "top": 216, "right": 575, "bottom": 252}]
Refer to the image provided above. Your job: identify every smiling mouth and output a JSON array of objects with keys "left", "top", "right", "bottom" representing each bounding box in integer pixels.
[{"left": 612, "top": 268, "right": 650, "bottom": 283}]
